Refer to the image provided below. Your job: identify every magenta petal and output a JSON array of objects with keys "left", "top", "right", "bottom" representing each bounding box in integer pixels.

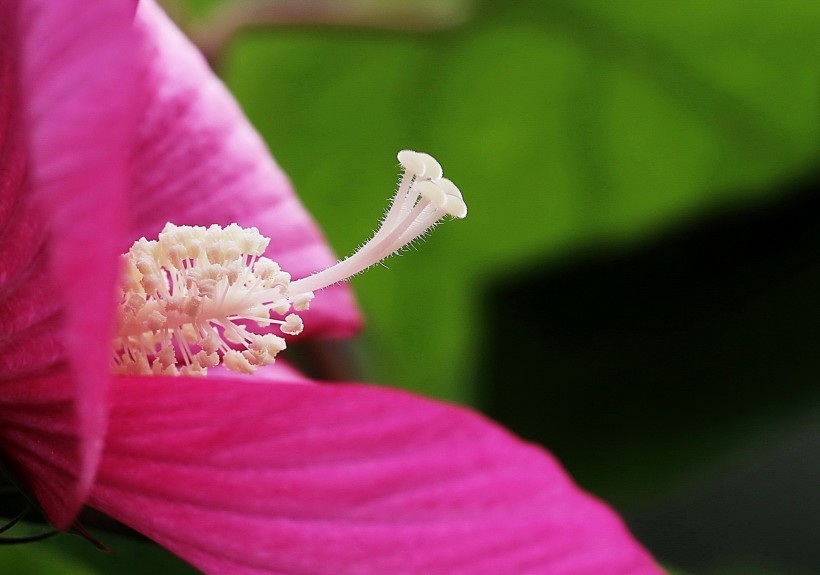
[
  {"left": 127, "top": 0, "right": 361, "bottom": 337},
  {"left": 0, "top": 372, "right": 83, "bottom": 520},
  {"left": 90, "top": 377, "right": 661, "bottom": 575},
  {"left": 0, "top": 0, "right": 138, "bottom": 527}
]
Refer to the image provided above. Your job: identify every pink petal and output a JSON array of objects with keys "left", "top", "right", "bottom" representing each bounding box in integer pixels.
[
  {"left": 0, "top": 0, "right": 138, "bottom": 527},
  {"left": 127, "top": 0, "right": 361, "bottom": 338},
  {"left": 90, "top": 377, "right": 661, "bottom": 575},
  {"left": 210, "top": 360, "right": 315, "bottom": 384}
]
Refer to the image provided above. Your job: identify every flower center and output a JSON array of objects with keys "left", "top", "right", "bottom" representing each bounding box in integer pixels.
[{"left": 112, "top": 150, "right": 466, "bottom": 376}]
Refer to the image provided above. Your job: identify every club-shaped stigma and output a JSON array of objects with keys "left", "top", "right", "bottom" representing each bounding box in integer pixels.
[
  {"left": 113, "top": 150, "right": 466, "bottom": 376},
  {"left": 287, "top": 150, "right": 466, "bottom": 294}
]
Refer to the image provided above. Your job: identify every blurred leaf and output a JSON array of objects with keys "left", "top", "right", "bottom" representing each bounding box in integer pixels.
[
  {"left": 1, "top": 524, "right": 197, "bottom": 575},
  {"left": 696, "top": 558, "right": 820, "bottom": 575},
  {"left": 220, "top": 8, "right": 819, "bottom": 572},
  {"left": 0, "top": 539, "right": 95, "bottom": 575},
  {"left": 479, "top": 179, "right": 820, "bottom": 570},
  {"left": 221, "top": 0, "right": 820, "bottom": 402},
  {"left": 54, "top": 532, "right": 198, "bottom": 574},
  {"left": 485, "top": 173, "right": 820, "bottom": 491}
]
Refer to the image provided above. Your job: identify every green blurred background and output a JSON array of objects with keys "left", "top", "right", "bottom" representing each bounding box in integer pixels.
[{"left": 6, "top": 1, "right": 819, "bottom": 573}]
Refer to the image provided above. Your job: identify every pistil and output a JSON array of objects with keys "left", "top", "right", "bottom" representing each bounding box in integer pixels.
[{"left": 113, "top": 150, "right": 466, "bottom": 376}]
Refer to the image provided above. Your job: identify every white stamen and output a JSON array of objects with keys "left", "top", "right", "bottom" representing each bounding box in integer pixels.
[{"left": 113, "top": 150, "right": 466, "bottom": 377}]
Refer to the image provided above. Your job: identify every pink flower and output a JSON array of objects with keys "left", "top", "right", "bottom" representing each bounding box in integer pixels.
[{"left": 0, "top": 0, "right": 663, "bottom": 573}]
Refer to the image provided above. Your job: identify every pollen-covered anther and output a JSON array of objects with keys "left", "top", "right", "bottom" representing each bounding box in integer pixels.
[
  {"left": 113, "top": 223, "right": 308, "bottom": 377},
  {"left": 249, "top": 333, "right": 287, "bottom": 361},
  {"left": 280, "top": 314, "right": 304, "bottom": 336},
  {"left": 291, "top": 292, "right": 314, "bottom": 311},
  {"left": 223, "top": 350, "right": 255, "bottom": 375}
]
